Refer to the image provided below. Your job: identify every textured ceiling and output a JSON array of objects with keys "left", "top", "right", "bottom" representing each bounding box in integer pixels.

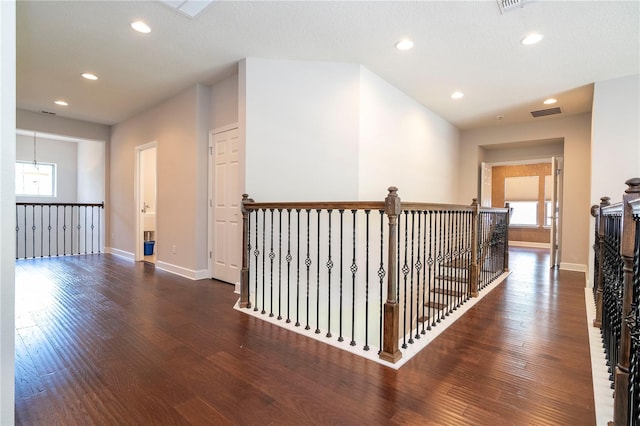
[{"left": 16, "top": 1, "right": 640, "bottom": 129}]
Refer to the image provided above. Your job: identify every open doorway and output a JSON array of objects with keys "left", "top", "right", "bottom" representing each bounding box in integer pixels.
[
  {"left": 478, "top": 138, "right": 564, "bottom": 268},
  {"left": 135, "top": 142, "right": 157, "bottom": 264}
]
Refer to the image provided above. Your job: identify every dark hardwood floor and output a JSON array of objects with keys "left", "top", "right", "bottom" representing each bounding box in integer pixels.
[{"left": 15, "top": 247, "right": 595, "bottom": 425}]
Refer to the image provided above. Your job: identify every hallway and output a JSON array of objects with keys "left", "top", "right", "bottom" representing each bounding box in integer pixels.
[{"left": 14, "top": 247, "right": 596, "bottom": 424}]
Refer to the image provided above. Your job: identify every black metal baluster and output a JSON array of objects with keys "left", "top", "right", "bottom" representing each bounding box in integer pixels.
[
  {"left": 437, "top": 211, "right": 444, "bottom": 322},
  {"left": 77, "top": 206, "right": 81, "bottom": 254},
  {"left": 401, "top": 210, "right": 409, "bottom": 349},
  {"left": 446, "top": 210, "right": 452, "bottom": 315},
  {"left": 31, "top": 205, "right": 36, "bottom": 258},
  {"left": 408, "top": 210, "right": 415, "bottom": 344},
  {"left": 338, "top": 209, "right": 344, "bottom": 342},
  {"left": 315, "top": 209, "right": 321, "bottom": 334},
  {"left": 427, "top": 211, "right": 434, "bottom": 329},
  {"left": 97, "top": 205, "right": 102, "bottom": 254},
  {"left": 15, "top": 207, "right": 19, "bottom": 260},
  {"left": 364, "top": 209, "right": 370, "bottom": 351},
  {"left": 421, "top": 211, "right": 428, "bottom": 334},
  {"left": 305, "top": 209, "right": 311, "bottom": 330},
  {"left": 261, "top": 209, "right": 266, "bottom": 315},
  {"left": 415, "top": 211, "right": 422, "bottom": 340},
  {"left": 286, "top": 209, "right": 292, "bottom": 323},
  {"left": 350, "top": 209, "right": 357, "bottom": 347},
  {"left": 246, "top": 211, "right": 252, "bottom": 308},
  {"left": 40, "top": 205, "right": 44, "bottom": 257},
  {"left": 326, "top": 210, "right": 333, "bottom": 337},
  {"left": 295, "top": 209, "right": 301, "bottom": 326},
  {"left": 253, "top": 210, "right": 260, "bottom": 311},
  {"left": 378, "top": 210, "right": 385, "bottom": 352},
  {"left": 23, "top": 205, "right": 27, "bottom": 258},
  {"left": 84, "top": 206, "right": 88, "bottom": 254},
  {"left": 269, "top": 209, "right": 275, "bottom": 317},
  {"left": 90, "top": 206, "right": 94, "bottom": 254},
  {"left": 277, "top": 209, "right": 283, "bottom": 320}
]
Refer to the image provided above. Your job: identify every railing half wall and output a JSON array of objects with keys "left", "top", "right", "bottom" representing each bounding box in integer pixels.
[{"left": 239, "top": 188, "right": 510, "bottom": 363}]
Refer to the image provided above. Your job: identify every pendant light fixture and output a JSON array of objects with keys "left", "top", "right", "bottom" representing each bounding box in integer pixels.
[{"left": 32, "top": 131, "right": 38, "bottom": 169}]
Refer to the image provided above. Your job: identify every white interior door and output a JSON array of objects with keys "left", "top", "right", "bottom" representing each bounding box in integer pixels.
[
  {"left": 549, "top": 156, "right": 562, "bottom": 268},
  {"left": 209, "top": 127, "right": 240, "bottom": 283},
  {"left": 480, "top": 162, "right": 492, "bottom": 207}
]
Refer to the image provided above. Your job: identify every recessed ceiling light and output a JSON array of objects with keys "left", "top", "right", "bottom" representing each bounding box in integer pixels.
[
  {"left": 451, "top": 91, "right": 464, "bottom": 100},
  {"left": 81, "top": 73, "right": 98, "bottom": 81},
  {"left": 395, "top": 39, "right": 414, "bottom": 51},
  {"left": 521, "top": 33, "right": 543, "bottom": 45},
  {"left": 54, "top": 100, "right": 68, "bottom": 106},
  {"left": 130, "top": 20, "right": 151, "bottom": 34},
  {"left": 544, "top": 98, "right": 557, "bottom": 105}
]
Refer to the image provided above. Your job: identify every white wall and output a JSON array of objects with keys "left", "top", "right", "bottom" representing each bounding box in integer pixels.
[
  {"left": 210, "top": 72, "right": 239, "bottom": 130},
  {"left": 77, "top": 140, "right": 105, "bottom": 204},
  {"left": 591, "top": 74, "right": 640, "bottom": 201},
  {"left": 110, "top": 84, "right": 210, "bottom": 277},
  {"left": 460, "top": 113, "right": 592, "bottom": 270},
  {"left": 0, "top": 1, "right": 15, "bottom": 423},
  {"left": 242, "top": 58, "right": 361, "bottom": 201},
  {"left": 358, "top": 67, "right": 459, "bottom": 202},
  {"left": 588, "top": 74, "right": 640, "bottom": 287}
]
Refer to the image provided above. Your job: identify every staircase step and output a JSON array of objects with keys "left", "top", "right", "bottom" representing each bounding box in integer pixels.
[
  {"left": 442, "top": 259, "right": 470, "bottom": 269},
  {"left": 435, "top": 275, "right": 467, "bottom": 283},
  {"left": 425, "top": 301, "right": 448, "bottom": 310},
  {"left": 432, "top": 287, "right": 465, "bottom": 298}
]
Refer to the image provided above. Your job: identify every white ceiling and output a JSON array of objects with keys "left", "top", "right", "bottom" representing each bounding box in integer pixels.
[{"left": 16, "top": 1, "right": 639, "bottom": 129}]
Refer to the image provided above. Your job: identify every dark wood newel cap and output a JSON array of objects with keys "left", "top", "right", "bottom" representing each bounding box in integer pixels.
[
  {"left": 625, "top": 178, "right": 640, "bottom": 193},
  {"left": 471, "top": 198, "right": 478, "bottom": 206},
  {"left": 590, "top": 205, "right": 598, "bottom": 218},
  {"left": 387, "top": 186, "right": 398, "bottom": 195},
  {"left": 600, "top": 196, "right": 611, "bottom": 206}
]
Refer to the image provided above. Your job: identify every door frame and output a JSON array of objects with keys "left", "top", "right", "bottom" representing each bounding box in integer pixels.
[
  {"left": 208, "top": 123, "right": 240, "bottom": 279},
  {"left": 480, "top": 158, "right": 563, "bottom": 257},
  {"left": 135, "top": 141, "right": 157, "bottom": 262}
]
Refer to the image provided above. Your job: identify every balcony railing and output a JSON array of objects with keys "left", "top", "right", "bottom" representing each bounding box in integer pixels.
[
  {"left": 238, "top": 187, "right": 509, "bottom": 363},
  {"left": 15, "top": 202, "right": 105, "bottom": 259},
  {"left": 592, "top": 177, "right": 640, "bottom": 425}
]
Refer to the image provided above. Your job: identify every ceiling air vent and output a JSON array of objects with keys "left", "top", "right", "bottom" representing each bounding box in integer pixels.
[
  {"left": 530, "top": 107, "right": 562, "bottom": 118},
  {"left": 40, "top": 110, "right": 56, "bottom": 116},
  {"left": 497, "top": 0, "right": 526, "bottom": 14}
]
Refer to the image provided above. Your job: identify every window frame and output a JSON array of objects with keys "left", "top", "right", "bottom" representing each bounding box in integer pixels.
[{"left": 15, "top": 160, "right": 57, "bottom": 197}]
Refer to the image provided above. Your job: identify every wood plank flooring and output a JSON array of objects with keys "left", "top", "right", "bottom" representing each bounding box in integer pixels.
[{"left": 15, "top": 247, "right": 596, "bottom": 425}]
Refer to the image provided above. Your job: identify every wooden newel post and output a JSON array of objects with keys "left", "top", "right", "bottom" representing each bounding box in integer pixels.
[
  {"left": 504, "top": 202, "right": 510, "bottom": 272},
  {"left": 613, "top": 178, "right": 640, "bottom": 426},
  {"left": 470, "top": 198, "right": 480, "bottom": 298},
  {"left": 380, "top": 187, "right": 402, "bottom": 363},
  {"left": 240, "top": 194, "right": 254, "bottom": 309},
  {"left": 593, "top": 196, "right": 610, "bottom": 328}
]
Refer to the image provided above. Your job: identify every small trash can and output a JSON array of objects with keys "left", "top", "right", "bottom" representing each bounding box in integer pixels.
[{"left": 144, "top": 241, "right": 155, "bottom": 256}]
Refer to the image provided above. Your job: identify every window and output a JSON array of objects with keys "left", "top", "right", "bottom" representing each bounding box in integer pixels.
[
  {"left": 507, "top": 201, "right": 538, "bottom": 226},
  {"left": 15, "top": 161, "right": 56, "bottom": 197}
]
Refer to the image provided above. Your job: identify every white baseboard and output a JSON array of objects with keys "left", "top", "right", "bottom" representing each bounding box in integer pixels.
[
  {"left": 509, "top": 241, "right": 550, "bottom": 249},
  {"left": 105, "top": 247, "right": 134, "bottom": 261},
  {"left": 234, "top": 282, "right": 240, "bottom": 294},
  {"left": 560, "top": 262, "right": 587, "bottom": 273},
  {"left": 156, "top": 261, "right": 209, "bottom": 280}
]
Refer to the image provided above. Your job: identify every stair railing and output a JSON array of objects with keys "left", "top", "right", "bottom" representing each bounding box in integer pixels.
[
  {"left": 15, "top": 202, "right": 105, "bottom": 259},
  {"left": 240, "top": 187, "right": 510, "bottom": 363},
  {"left": 592, "top": 177, "right": 640, "bottom": 425}
]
